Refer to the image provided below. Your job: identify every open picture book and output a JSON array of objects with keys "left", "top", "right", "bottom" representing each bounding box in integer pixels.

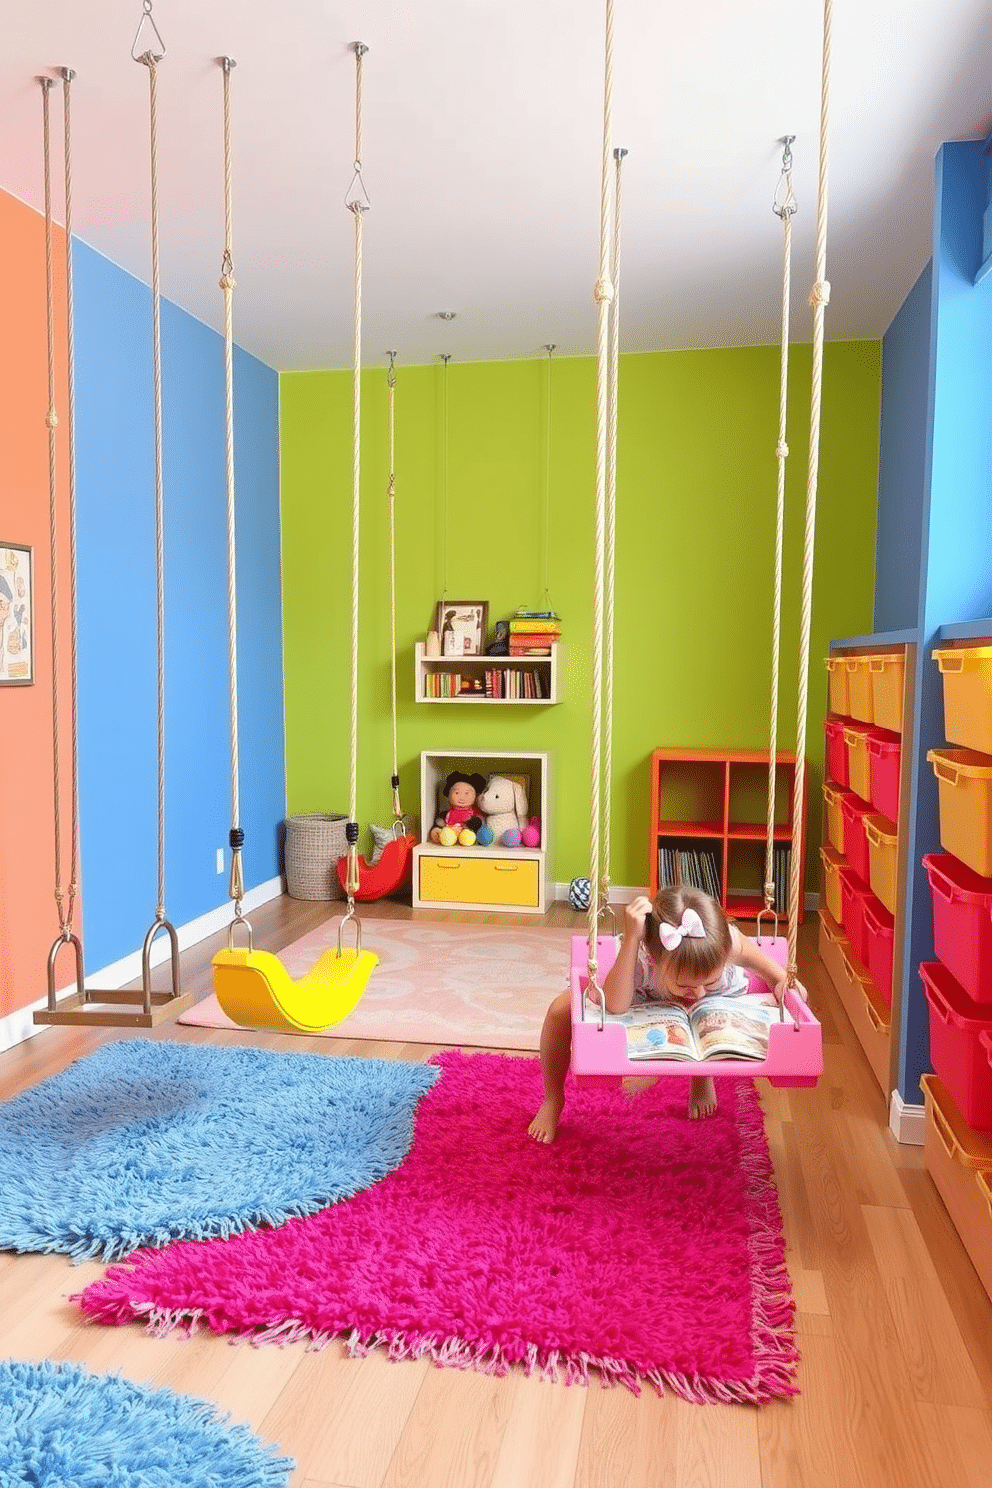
[{"left": 609, "top": 994, "right": 793, "bottom": 1062}]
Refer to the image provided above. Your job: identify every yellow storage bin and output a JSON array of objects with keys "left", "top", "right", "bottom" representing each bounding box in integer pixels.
[
  {"left": 824, "top": 655, "right": 852, "bottom": 717},
  {"left": 419, "top": 852, "right": 540, "bottom": 908},
  {"left": 868, "top": 653, "right": 905, "bottom": 734},
  {"left": 927, "top": 748, "right": 992, "bottom": 877},
  {"left": 843, "top": 724, "right": 872, "bottom": 801},
  {"left": 847, "top": 656, "right": 875, "bottom": 724},
  {"left": 823, "top": 781, "right": 845, "bottom": 853},
  {"left": 932, "top": 645, "right": 992, "bottom": 755},
  {"left": 819, "top": 844, "right": 845, "bottom": 923},
  {"left": 864, "top": 813, "right": 898, "bottom": 914}
]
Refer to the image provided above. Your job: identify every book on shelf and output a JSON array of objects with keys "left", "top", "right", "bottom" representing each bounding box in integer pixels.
[
  {"left": 611, "top": 994, "right": 789, "bottom": 1062},
  {"left": 657, "top": 845, "right": 721, "bottom": 899}
]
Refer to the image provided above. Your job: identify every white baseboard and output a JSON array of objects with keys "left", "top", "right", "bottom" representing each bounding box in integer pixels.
[
  {"left": 554, "top": 883, "right": 820, "bottom": 912},
  {"left": 889, "top": 1089, "right": 926, "bottom": 1146},
  {"left": 0, "top": 876, "right": 285, "bottom": 1056}
]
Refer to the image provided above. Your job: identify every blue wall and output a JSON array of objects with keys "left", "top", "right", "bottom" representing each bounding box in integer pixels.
[
  {"left": 73, "top": 243, "right": 284, "bottom": 973},
  {"left": 875, "top": 264, "right": 931, "bottom": 633},
  {"left": 895, "top": 141, "right": 992, "bottom": 1103}
]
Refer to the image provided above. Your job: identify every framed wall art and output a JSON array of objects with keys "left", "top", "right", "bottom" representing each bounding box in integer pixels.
[{"left": 0, "top": 543, "right": 33, "bottom": 686}]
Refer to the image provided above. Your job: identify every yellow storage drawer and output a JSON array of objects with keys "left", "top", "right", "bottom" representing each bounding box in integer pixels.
[
  {"left": 825, "top": 655, "right": 852, "bottom": 716},
  {"left": 819, "top": 844, "right": 845, "bottom": 923},
  {"left": 419, "top": 852, "right": 541, "bottom": 908},
  {"left": 864, "top": 813, "right": 898, "bottom": 914},
  {"left": 847, "top": 656, "right": 875, "bottom": 724},
  {"left": 868, "top": 652, "right": 905, "bottom": 734},
  {"left": 933, "top": 645, "right": 992, "bottom": 755},
  {"left": 926, "top": 747, "right": 992, "bottom": 877}
]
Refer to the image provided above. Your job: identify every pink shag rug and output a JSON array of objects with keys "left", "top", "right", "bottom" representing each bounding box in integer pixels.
[
  {"left": 179, "top": 922, "right": 574, "bottom": 1050},
  {"left": 78, "top": 1052, "right": 799, "bottom": 1404}
]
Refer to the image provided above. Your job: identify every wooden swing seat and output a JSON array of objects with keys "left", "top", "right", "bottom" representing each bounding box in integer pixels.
[
  {"left": 569, "top": 933, "right": 823, "bottom": 1089},
  {"left": 33, "top": 986, "right": 195, "bottom": 1029},
  {"left": 211, "top": 945, "right": 378, "bottom": 1034}
]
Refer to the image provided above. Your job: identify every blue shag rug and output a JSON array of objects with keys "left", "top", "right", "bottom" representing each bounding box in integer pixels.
[
  {"left": 0, "top": 1358, "right": 293, "bottom": 1486},
  {"left": 0, "top": 1038, "right": 439, "bottom": 1261}
]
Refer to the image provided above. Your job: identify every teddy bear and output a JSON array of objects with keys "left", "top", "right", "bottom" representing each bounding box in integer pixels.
[
  {"left": 477, "top": 775, "right": 529, "bottom": 845},
  {"left": 430, "top": 770, "right": 487, "bottom": 845}
]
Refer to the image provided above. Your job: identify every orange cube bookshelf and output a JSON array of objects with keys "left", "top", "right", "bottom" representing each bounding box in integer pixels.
[{"left": 649, "top": 748, "right": 808, "bottom": 923}]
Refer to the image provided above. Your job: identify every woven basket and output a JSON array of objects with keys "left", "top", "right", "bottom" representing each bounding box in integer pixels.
[{"left": 284, "top": 813, "right": 348, "bottom": 901}]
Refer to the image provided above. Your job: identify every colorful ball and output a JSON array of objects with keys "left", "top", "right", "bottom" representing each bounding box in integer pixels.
[
  {"left": 458, "top": 828, "right": 476, "bottom": 846},
  {"left": 502, "top": 828, "right": 521, "bottom": 848},
  {"left": 476, "top": 824, "right": 494, "bottom": 846},
  {"left": 438, "top": 826, "right": 458, "bottom": 846},
  {"left": 521, "top": 824, "right": 540, "bottom": 847},
  {"left": 569, "top": 877, "right": 592, "bottom": 910}
]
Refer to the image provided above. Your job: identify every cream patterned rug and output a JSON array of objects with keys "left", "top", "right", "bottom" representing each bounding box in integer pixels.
[{"left": 179, "top": 921, "right": 575, "bottom": 1050}]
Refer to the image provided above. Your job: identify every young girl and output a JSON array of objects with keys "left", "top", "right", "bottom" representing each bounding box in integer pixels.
[{"left": 527, "top": 885, "right": 807, "bottom": 1142}]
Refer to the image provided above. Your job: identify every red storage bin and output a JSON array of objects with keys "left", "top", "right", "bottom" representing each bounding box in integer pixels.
[
  {"left": 866, "top": 728, "right": 902, "bottom": 822},
  {"left": 923, "top": 853, "right": 992, "bottom": 1007},
  {"left": 824, "top": 717, "right": 850, "bottom": 789},
  {"left": 840, "top": 866, "right": 871, "bottom": 966},
  {"left": 863, "top": 894, "right": 895, "bottom": 1005},
  {"left": 840, "top": 792, "right": 872, "bottom": 881},
  {"left": 919, "top": 961, "right": 992, "bottom": 1129}
]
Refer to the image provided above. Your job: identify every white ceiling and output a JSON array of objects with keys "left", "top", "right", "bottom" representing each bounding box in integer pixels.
[{"left": 2, "top": 1, "right": 991, "bottom": 372}]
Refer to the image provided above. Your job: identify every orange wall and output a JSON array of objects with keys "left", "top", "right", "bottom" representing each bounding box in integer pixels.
[{"left": 0, "top": 188, "right": 76, "bottom": 1021}]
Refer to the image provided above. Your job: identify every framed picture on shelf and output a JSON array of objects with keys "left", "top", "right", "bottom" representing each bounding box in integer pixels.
[
  {"left": 435, "top": 599, "right": 488, "bottom": 658},
  {"left": 0, "top": 542, "right": 34, "bottom": 686}
]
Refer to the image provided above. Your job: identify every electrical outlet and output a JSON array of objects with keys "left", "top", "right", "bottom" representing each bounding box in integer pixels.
[{"left": 216, "top": 848, "right": 224, "bottom": 874}]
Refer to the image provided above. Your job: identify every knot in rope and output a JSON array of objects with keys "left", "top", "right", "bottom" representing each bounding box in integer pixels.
[
  {"left": 218, "top": 273, "right": 237, "bottom": 291},
  {"left": 593, "top": 276, "right": 615, "bottom": 305},
  {"left": 809, "top": 279, "right": 831, "bottom": 309},
  {"left": 46, "top": 409, "right": 59, "bottom": 430},
  {"left": 775, "top": 439, "right": 789, "bottom": 459}
]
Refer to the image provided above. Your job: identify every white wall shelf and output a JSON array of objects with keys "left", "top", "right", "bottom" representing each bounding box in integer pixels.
[{"left": 414, "top": 642, "right": 560, "bottom": 704}]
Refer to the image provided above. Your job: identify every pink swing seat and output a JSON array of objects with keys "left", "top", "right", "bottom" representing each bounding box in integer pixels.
[{"left": 569, "top": 933, "right": 823, "bottom": 1090}]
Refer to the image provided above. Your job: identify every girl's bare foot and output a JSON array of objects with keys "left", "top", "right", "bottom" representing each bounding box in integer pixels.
[
  {"left": 689, "top": 1075, "right": 718, "bottom": 1119},
  {"left": 528, "top": 1095, "right": 564, "bottom": 1143}
]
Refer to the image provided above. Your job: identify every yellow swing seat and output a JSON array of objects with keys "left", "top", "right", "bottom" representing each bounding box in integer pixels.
[{"left": 212, "top": 945, "right": 379, "bottom": 1034}]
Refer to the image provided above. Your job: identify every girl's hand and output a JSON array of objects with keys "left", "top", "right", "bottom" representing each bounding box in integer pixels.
[
  {"left": 772, "top": 972, "right": 808, "bottom": 1005},
  {"left": 624, "top": 895, "right": 654, "bottom": 941}
]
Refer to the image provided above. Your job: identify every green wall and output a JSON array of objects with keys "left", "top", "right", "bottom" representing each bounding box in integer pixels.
[{"left": 280, "top": 342, "right": 880, "bottom": 890}]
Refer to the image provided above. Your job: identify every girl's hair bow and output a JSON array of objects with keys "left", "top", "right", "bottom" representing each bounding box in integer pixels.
[{"left": 658, "top": 907, "right": 706, "bottom": 952}]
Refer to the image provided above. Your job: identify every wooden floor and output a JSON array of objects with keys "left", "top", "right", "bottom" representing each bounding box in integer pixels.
[{"left": 2, "top": 896, "right": 991, "bottom": 1488}]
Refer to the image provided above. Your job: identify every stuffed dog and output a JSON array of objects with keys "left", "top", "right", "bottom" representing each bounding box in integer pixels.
[{"left": 477, "top": 775, "right": 529, "bottom": 844}]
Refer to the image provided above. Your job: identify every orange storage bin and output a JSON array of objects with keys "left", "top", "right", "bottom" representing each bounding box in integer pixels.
[
  {"left": 843, "top": 724, "right": 874, "bottom": 801},
  {"left": 864, "top": 813, "right": 898, "bottom": 914},
  {"left": 927, "top": 748, "right": 992, "bottom": 877},
  {"left": 824, "top": 655, "right": 852, "bottom": 717},
  {"left": 822, "top": 781, "right": 847, "bottom": 853},
  {"left": 867, "top": 653, "right": 905, "bottom": 734},
  {"left": 932, "top": 645, "right": 992, "bottom": 756},
  {"left": 846, "top": 656, "right": 875, "bottom": 723},
  {"left": 819, "top": 845, "right": 845, "bottom": 923}
]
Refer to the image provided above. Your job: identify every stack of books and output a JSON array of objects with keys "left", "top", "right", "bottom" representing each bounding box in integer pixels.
[
  {"left": 509, "top": 608, "right": 562, "bottom": 656},
  {"left": 657, "top": 846, "right": 722, "bottom": 899}
]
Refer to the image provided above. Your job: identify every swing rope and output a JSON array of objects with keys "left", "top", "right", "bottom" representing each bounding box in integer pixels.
[
  {"left": 586, "top": 0, "right": 617, "bottom": 1002},
  {"left": 40, "top": 70, "right": 83, "bottom": 944},
  {"left": 600, "top": 144, "right": 626, "bottom": 922},
  {"left": 786, "top": 0, "right": 833, "bottom": 985},
  {"left": 763, "top": 136, "right": 797, "bottom": 925},
  {"left": 386, "top": 351, "right": 404, "bottom": 823},
  {"left": 216, "top": 55, "right": 248, "bottom": 929},
  {"left": 343, "top": 41, "right": 371, "bottom": 905},
  {"left": 133, "top": 35, "right": 169, "bottom": 928}
]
